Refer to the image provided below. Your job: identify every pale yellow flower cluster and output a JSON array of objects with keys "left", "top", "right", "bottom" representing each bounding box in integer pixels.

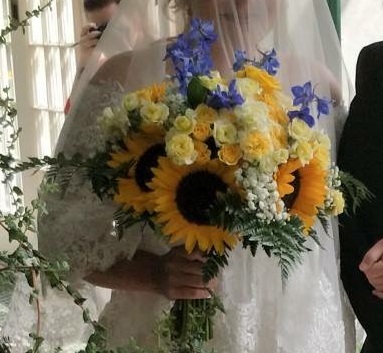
[
  {"left": 97, "top": 106, "right": 130, "bottom": 140},
  {"left": 121, "top": 83, "right": 169, "bottom": 125},
  {"left": 288, "top": 119, "right": 331, "bottom": 168},
  {"left": 164, "top": 65, "right": 295, "bottom": 169},
  {"left": 232, "top": 66, "right": 291, "bottom": 172}
]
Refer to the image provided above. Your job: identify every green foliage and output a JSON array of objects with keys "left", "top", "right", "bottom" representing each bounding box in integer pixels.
[
  {"left": 209, "top": 192, "right": 309, "bottom": 283},
  {"left": 0, "top": 1, "right": 54, "bottom": 45},
  {"left": 202, "top": 250, "right": 229, "bottom": 283},
  {"left": 339, "top": 170, "right": 374, "bottom": 215},
  {"left": 317, "top": 209, "right": 330, "bottom": 237},
  {"left": 0, "top": 338, "right": 11, "bottom": 353},
  {"left": 187, "top": 77, "right": 209, "bottom": 109},
  {"left": 168, "top": 299, "right": 220, "bottom": 353}
]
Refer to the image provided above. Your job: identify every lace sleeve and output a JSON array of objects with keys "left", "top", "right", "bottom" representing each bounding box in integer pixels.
[{"left": 38, "top": 81, "right": 144, "bottom": 284}]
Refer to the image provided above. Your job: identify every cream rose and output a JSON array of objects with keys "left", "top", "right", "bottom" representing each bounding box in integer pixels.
[
  {"left": 214, "top": 122, "right": 238, "bottom": 145},
  {"left": 166, "top": 133, "right": 197, "bottom": 165},
  {"left": 174, "top": 115, "right": 196, "bottom": 134},
  {"left": 122, "top": 93, "right": 140, "bottom": 112},
  {"left": 140, "top": 102, "right": 169, "bottom": 124},
  {"left": 328, "top": 189, "right": 345, "bottom": 216},
  {"left": 294, "top": 141, "right": 314, "bottom": 164},
  {"left": 288, "top": 118, "right": 313, "bottom": 142},
  {"left": 234, "top": 101, "right": 270, "bottom": 131}
]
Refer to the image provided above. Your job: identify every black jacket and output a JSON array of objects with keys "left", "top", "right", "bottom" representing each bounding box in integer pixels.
[{"left": 338, "top": 41, "right": 383, "bottom": 351}]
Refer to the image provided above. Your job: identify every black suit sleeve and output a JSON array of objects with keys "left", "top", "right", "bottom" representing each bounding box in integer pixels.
[{"left": 338, "top": 42, "right": 383, "bottom": 345}]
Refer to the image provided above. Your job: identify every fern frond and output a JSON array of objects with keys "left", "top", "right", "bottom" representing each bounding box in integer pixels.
[
  {"left": 340, "top": 171, "right": 374, "bottom": 214},
  {"left": 203, "top": 250, "right": 230, "bottom": 283}
]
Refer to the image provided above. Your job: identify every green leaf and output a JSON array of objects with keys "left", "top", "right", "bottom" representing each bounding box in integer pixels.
[{"left": 187, "top": 77, "right": 209, "bottom": 109}]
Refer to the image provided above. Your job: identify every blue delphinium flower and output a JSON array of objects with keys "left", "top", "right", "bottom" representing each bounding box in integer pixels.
[
  {"left": 291, "top": 82, "right": 315, "bottom": 107},
  {"left": 288, "top": 107, "right": 315, "bottom": 127},
  {"left": 207, "top": 80, "right": 244, "bottom": 109},
  {"left": 288, "top": 82, "right": 331, "bottom": 126},
  {"left": 260, "top": 49, "right": 280, "bottom": 76},
  {"left": 233, "top": 48, "right": 280, "bottom": 75},
  {"left": 233, "top": 50, "right": 248, "bottom": 72},
  {"left": 189, "top": 18, "right": 217, "bottom": 44},
  {"left": 315, "top": 95, "right": 331, "bottom": 118},
  {"left": 165, "top": 18, "right": 217, "bottom": 95}
]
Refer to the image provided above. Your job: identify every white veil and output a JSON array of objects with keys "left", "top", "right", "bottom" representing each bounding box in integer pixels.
[{"left": 3, "top": 0, "right": 355, "bottom": 352}]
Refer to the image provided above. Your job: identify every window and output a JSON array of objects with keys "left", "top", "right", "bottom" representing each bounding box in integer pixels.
[
  {"left": 27, "top": 0, "right": 77, "bottom": 156},
  {"left": 0, "top": 0, "right": 79, "bottom": 213}
]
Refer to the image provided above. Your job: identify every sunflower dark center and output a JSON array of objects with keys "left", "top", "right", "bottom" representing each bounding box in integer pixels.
[
  {"left": 175, "top": 170, "right": 228, "bottom": 225},
  {"left": 135, "top": 143, "right": 166, "bottom": 192},
  {"left": 282, "top": 170, "right": 301, "bottom": 210}
]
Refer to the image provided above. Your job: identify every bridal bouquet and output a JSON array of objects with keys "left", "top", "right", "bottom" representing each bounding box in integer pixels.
[{"left": 71, "top": 18, "right": 365, "bottom": 351}]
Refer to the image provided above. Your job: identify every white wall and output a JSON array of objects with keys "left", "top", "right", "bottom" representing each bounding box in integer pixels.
[{"left": 342, "top": 0, "right": 383, "bottom": 87}]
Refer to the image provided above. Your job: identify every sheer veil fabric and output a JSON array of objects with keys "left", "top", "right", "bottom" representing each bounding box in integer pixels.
[{"left": 2, "top": 0, "right": 355, "bottom": 352}]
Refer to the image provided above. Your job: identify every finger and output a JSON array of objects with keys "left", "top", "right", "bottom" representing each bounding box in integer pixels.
[
  {"left": 178, "top": 261, "right": 203, "bottom": 276},
  {"left": 80, "top": 38, "right": 99, "bottom": 49},
  {"left": 372, "top": 290, "right": 383, "bottom": 300},
  {"left": 360, "top": 239, "right": 383, "bottom": 271},
  {"left": 364, "top": 261, "right": 383, "bottom": 279},
  {"left": 79, "top": 31, "right": 101, "bottom": 43},
  {"left": 205, "top": 277, "right": 219, "bottom": 291},
  {"left": 370, "top": 275, "right": 383, "bottom": 289},
  {"left": 184, "top": 250, "right": 207, "bottom": 263},
  {"left": 167, "top": 286, "right": 211, "bottom": 300},
  {"left": 170, "top": 273, "right": 205, "bottom": 289},
  {"left": 80, "top": 23, "right": 97, "bottom": 36}
]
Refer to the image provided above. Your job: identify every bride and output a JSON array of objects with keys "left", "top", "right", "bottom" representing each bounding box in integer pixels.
[{"left": 3, "top": 0, "right": 355, "bottom": 352}]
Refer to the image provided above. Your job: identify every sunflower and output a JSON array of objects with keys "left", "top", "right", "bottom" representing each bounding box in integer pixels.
[
  {"left": 149, "top": 158, "right": 238, "bottom": 254},
  {"left": 108, "top": 126, "right": 165, "bottom": 214},
  {"left": 275, "top": 157, "right": 327, "bottom": 231}
]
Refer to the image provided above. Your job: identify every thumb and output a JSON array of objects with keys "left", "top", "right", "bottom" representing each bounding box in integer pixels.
[{"left": 360, "top": 238, "right": 383, "bottom": 271}]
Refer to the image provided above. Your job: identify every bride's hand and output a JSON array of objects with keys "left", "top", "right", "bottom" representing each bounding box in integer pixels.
[{"left": 154, "top": 247, "right": 218, "bottom": 300}]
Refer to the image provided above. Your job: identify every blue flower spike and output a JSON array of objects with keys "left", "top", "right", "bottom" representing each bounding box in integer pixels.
[{"left": 288, "top": 81, "right": 332, "bottom": 126}]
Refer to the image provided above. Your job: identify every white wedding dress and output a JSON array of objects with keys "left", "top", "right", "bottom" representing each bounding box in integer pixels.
[{"left": 1, "top": 0, "right": 356, "bottom": 351}]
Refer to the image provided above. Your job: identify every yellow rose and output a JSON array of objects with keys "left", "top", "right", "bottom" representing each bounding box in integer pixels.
[
  {"left": 218, "top": 144, "right": 242, "bottom": 166},
  {"left": 195, "top": 104, "right": 218, "bottom": 123},
  {"left": 199, "top": 71, "right": 226, "bottom": 90},
  {"left": 272, "top": 149, "right": 289, "bottom": 165},
  {"left": 235, "top": 77, "right": 262, "bottom": 100},
  {"left": 263, "top": 94, "right": 290, "bottom": 125},
  {"left": 275, "top": 91, "right": 294, "bottom": 111},
  {"left": 289, "top": 118, "right": 313, "bottom": 142},
  {"left": 234, "top": 101, "right": 270, "bottom": 131},
  {"left": 166, "top": 133, "right": 197, "bottom": 165},
  {"left": 122, "top": 93, "right": 139, "bottom": 111},
  {"left": 236, "top": 65, "right": 281, "bottom": 95},
  {"left": 140, "top": 102, "right": 169, "bottom": 124},
  {"left": 194, "top": 140, "right": 211, "bottom": 163},
  {"left": 312, "top": 131, "right": 331, "bottom": 149},
  {"left": 315, "top": 146, "right": 331, "bottom": 169},
  {"left": 136, "top": 83, "right": 167, "bottom": 103},
  {"left": 240, "top": 131, "right": 272, "bottom": 161},
  {"left": 174, "top": 115, "right": 195, "bottom": 134},
  {"left": 270, "top": 124, "right": 288, "bottom": 149},
  {"left": 214, "top": 122, "right": 237, "bottom": 145},
  {"left": 193, "top": 121, "right": 212, "bottom": 141},
  {"left": 328, "top": 189, "right": 345, "bottom": 216},
  {"left": 294, "top": 141, "right": 314, "bottom": 165}
]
